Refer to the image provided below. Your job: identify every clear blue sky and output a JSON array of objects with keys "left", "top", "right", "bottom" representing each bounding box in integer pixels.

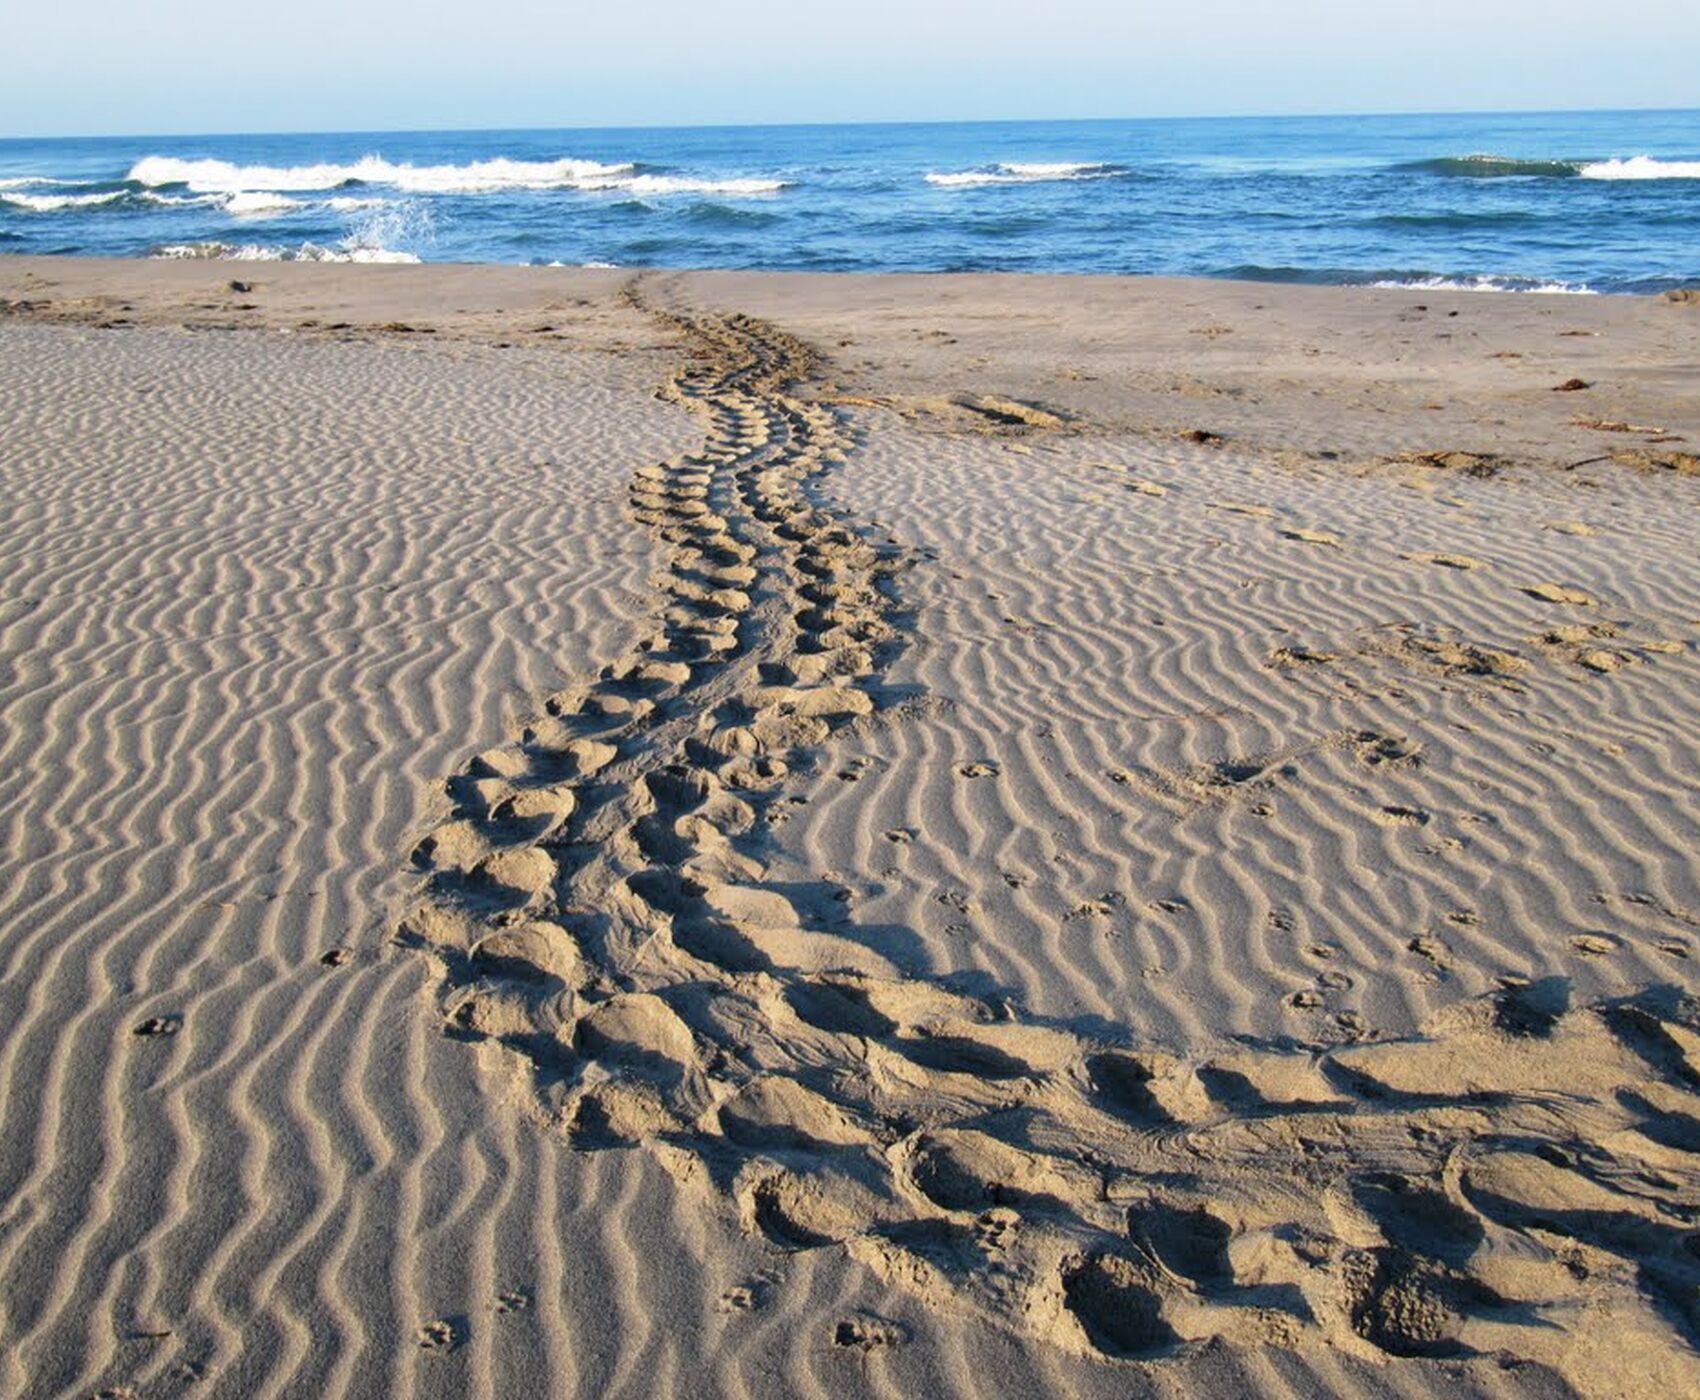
[{"left": 5, "top": 1, "right": 1697, "bottom": 137}]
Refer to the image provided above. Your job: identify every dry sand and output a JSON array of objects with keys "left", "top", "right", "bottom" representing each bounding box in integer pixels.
[{"left": 2, "top": 256, "right": 1699, "bottom": 1397}]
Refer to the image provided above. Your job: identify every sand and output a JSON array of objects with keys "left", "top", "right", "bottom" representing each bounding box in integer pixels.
[{"left": 2, "top": 256, "right": 1699, "bottom": 1398}]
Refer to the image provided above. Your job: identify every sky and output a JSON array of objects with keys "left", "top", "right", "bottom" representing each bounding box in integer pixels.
[{"left": 3, "top": 1, "right": 1698, "bottom": 137}]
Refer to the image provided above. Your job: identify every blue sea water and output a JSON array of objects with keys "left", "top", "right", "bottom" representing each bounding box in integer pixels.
[{"left": 1, "top": 111, "right": 1695, "bottom": 293}]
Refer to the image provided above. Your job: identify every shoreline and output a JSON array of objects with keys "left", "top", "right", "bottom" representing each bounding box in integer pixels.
[{"left": 5, "top": 254, "right": 1698, "bottom": 472}]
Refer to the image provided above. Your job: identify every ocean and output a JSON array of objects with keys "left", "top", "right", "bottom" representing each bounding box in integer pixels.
[{"left": 1, "top": 110, "right": 1695, "bottom": 293}]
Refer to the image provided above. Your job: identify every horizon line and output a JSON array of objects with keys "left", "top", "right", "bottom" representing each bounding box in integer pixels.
[{"left": 3, "top": 103, "right": 1696, "bottom": 146}]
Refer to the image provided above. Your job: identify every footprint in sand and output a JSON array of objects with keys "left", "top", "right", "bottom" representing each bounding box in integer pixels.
[
  {"left": 1404, "top": 551, "right": 1488, "bottom": 570},
  {"left": 1128, "top": 480, "right": 1169, "bottom": 497},
  {"left": 718, "top": 1276, "right": 775, "bottom": 1312},
  {"left": 1533, "top": 622, "right": 1645, "bottom": 674},
  {"left": 956, "top": 761, "right": 999, "bottom": 778},
  {"left": 832, "top": 1316, "right": 906, "bottom": 1352},
  {"left": 132, "top": 1015, "right": 181, "bottom": 1038},
  {"left": 1266, "top": 645, "right": 1338, "bottom": 669},
  {"left": 319, "top": 947, "right": 350, "bottom": 967},
  {"left": 1209, "top": 500, "right": 1273, "bottom": 517},
  {"left": 417, "top": 1319, "right": 462, "bottom": 1352},
  {"left": 1545, "top": 520, "right": 1597, "bottom": 537},
  {"left": 1571, "top": 933, "right": 1622, "bottom": 958},
  {"left": 1374, "top": 805, "right": 1430, "bottom": 828},
  {"left": 1538, "top": 622, "right": 1617, "bottom": 646},
  {"left": 1278, "top": 527, "right": 1342, "bottom": 547},
  {"left": 1349, "top": 730, "right": 1422, "bottom": 767},
  {"left": 1334, "top": 1009, "right": 1369, "bottom": 1038},
  {"left": 1521, "top": 582, "right": 1596, "bottom": 606},
  {"left": 1576, "top": 648, "right": 1637, "bottom": 674}
]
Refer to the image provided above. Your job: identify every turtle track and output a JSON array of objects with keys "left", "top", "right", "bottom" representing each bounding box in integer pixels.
[{"left": 402, "top": 295, "right": 1700, "bottom": 1379}]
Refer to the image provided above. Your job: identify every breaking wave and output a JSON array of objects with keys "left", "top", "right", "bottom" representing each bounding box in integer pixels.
[
  {"left": 150, "top": 240, "right": 420, "bottom": 264},
  {"left": 124, "top": 154, "right": 790, "bottom": 199},
  {"left": 926, "top": 161, "right": 1129, "bottom": 188},
  {"left": 1578, "top": 155, "right": 1700, "bottom": 180},
  {"left": 1369, "top": 273, "right": 1598, "bottom": 294},
  {"left": 128, "top": 154, "right": 635, "bottom": 193},
  {"left": 1226, "top": 264, "right": 1600, "bottom": 294},
  {"left": 1405, "top": 153, "right": 1700, "bottom": 180},
  {"left": 600, "top": 174, "right": 788, "bottom": 196},
  {"left": 222, "top": 191, "right": 304, "bottom": 217},
  {"left": 1403, "top": 155, "right": 1586, "bottom": 179},
  {"left": 2, "top": 190, "right": 128, "bottom": 212}
]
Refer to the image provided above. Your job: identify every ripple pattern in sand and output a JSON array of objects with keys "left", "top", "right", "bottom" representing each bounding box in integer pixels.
[
  {"left": 0, "top": 321, "right": 702, "bottom": 1397},
  {"left": 407, "top": 300, "right": 1700, "bottom": 1390}
]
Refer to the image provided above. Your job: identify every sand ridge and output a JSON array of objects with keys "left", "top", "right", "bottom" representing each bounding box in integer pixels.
[{"left": 402, "top": 287, "right": 1700, "bottom": 1389}]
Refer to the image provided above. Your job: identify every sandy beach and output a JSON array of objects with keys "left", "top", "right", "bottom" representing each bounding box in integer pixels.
[{"left": 2, "top": 255, "right": 1699, "bottom": 1397}]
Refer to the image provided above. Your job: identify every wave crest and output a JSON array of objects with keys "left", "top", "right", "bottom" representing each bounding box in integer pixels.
[
  {"left": 150, "top": 239, "right": 420, "bottom": 264},
  {"left": 926, "top": 161, "right": 1127, "bottom": 188},
  {"left": 1369, "top": 273, "right": 1597, "bottom": 294},
  {"left": 1579, "top": 155, "right": 1700, "bottom": 180},
  {"left": 574, "top": 173, "right": 788, "bottom": 197},
  {"left": 1404, "top": 155, "right": 1585, "bottom": 178},
  {"left": 124, "top": 154, "right": 789, "bottom": 198},
  {"left": 222, "top": 190, "right": 304, "bottom": 217},
  {"left": 2, "top": 190, "right": 127, "bottom": 212},
  {"left": 128, "top": 154, "right": 637, "bottom": 194},
  {"left": 1407, "top": 153, "right": 1700, "bottom": 181},
  {"left": 1225, "top": 264, "right": 1598, "bottom": 294}
]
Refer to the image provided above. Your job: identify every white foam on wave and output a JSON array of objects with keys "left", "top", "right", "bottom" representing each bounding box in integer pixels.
[
  {"left": 587, "top": 173, "right": 788, "bottom": 196},
  {"left": 1370, "top": 274, "right": 1597, "bottom": 295},
  {"left": 1004, "top": 162, "right": 1105, "bottom": 177},
  {"left": 222, "top": 190, "right": 303, "bottom": 217},
  {"left": 318, "top": 244, "right": 420, "bottom": 264},
  {"left": 2, "top": 190, "right": 127, "bottom": 212},
  {"left": 3, "top": 187, "right": 235, "bottom": 212},
  {"left": 926, "top": 161, "right": 1121, "bottom": 188},
  {"left": 151, "top": 240, "right": 420, "bottom": 264},
  {"left": 0, "top": 176, "right": 49, "bottom": 190},
  {"left": 141, "top": 191, "right": 220, "bottom": 207},
  {"left": 129, "top": 154, "right": 637, "bottom": 194},
  {"left": 1578, "top": 155, "right": 1700, "bottom": 181},
  {"left": 125, "top": 153, "right": 789, "bottom": 199}
]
